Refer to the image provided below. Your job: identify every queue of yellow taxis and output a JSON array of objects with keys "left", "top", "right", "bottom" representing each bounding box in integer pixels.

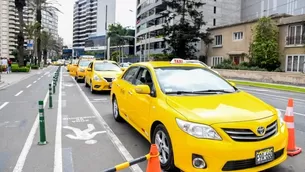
[
  {"left": 84, "top": 60, "right": 123, "bottom": 93},
  {"left": 110, "top": 58, "right": 288, "bottom": 172},
  {"left": 69, "top": 57, "right": 95, "bottom": 82}
]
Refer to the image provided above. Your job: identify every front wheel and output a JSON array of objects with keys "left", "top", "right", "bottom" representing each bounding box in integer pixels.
[
  {"left": 112, "top": 97, "right": 124, "bottom": 122},
  {"left": 152, "top": 124, "right": 179, "bottom": 171}
]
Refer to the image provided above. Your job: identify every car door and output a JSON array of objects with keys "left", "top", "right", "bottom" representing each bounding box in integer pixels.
[
  {"left": 85, "top": 62, "right": 93, "bottom": 85},
  {"left": 115, "top": 66, "right": 139, "bottom": 118},
  {"left": 127, "top": 67, "right": 155, "bottom": 135}
]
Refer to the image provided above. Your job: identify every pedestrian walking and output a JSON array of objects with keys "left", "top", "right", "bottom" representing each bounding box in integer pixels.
[
  {"left": 1, "top": 57, "right": 7, "bottom": 73},
  {"left": 7, "top": 58, "right": 12, "bottom": 73}
]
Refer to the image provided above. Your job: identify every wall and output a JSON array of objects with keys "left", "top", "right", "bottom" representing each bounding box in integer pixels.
[{"left": 215, "top": 69, "right": 305, "bottom": 86}]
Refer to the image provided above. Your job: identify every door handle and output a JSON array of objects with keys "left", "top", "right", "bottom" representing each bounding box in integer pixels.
[{"left": 128, "top": 90, "right": 133, "bottom": 95}]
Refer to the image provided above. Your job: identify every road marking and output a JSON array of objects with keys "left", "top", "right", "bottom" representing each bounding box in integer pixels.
[
  {"left": 63, "top": 116, "right": 96, "bottom": 120},
  {"left": 15, "top": 91, "right": 23, "bottom": 97},
  {"left": 38, "top": 78, "right": 41, "bottom": 80},
  {"left": 63, "top": 124, "right": 106, "bottom": 144},
  {"left": 26, "top": 84, "right": 32, "bottom": 88},
  {"left": 54, "top": 67, "right": 63, "bottom": 172},
  {"left": 12, "top": 90, "right": 49, "bottom": 172},
  {"left": 0, "top": 102, "right": 9, "bottom": 110},
  {"left": 73, "top": 76, "right": 143, "bottom": 172},
  {"left": 278, "top": 109, "right": 305, "bottom": 117},
  {"left": 33, "top": 81, "right": 37, "bottom": 83},
  {"left": 62, "top": 148, "right": 75, "bottom": 172}
]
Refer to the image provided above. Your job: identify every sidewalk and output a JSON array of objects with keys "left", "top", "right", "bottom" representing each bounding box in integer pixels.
[{"left": 0, "top": 68, "right": 44, "bottom": 89}]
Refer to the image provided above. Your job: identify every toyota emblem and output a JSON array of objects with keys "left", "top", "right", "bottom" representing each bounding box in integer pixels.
[{"left": 257, "top": 126, "right": 266, "bottom": 136}]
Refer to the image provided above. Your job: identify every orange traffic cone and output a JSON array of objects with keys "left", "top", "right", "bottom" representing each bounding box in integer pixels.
[
  {"left": 146, "top": 144, "right": 161, "bottom": 172},
  {"left": 284, "top": 98, "right": 302, "bottom": 156}
]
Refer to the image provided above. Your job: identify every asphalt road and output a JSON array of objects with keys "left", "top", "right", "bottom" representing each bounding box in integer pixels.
[{"left": 0, "top": 66, "right": 304, "bottom": 172}]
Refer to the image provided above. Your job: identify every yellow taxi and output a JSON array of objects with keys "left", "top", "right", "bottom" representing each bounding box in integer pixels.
[
  {"left": 66, "top": 59, "right": 78, "bottom": 72},
  {"left": 70, "top": 57, "right": 95, "bottom": 82},
  {"left": 85, "top": 60, "right": 123, "bottom": 93},
  {"left": 110, "top": 58, "right": 288, "bottom": 172}
]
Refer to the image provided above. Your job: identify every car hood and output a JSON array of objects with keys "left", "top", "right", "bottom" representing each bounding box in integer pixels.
[
  {"left": 95, "top": 71, "right": 122, "bottom": 78},
  {"left": 166, "top": 91, "right": 276, "bottom": 125}
]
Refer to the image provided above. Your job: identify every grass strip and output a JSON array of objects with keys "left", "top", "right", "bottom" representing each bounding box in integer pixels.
[{"left": 229, "top": 80, "right": 305, "bottom": 94}]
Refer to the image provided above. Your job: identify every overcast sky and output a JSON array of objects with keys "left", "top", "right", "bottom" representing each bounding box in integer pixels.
[{"left": 57, "top": 0, "right": 137, "bottom": 47}]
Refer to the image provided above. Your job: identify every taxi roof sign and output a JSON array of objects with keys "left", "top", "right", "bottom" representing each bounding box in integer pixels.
[{"left": 170, "top": 58, "right": 185, "bottom": 64}]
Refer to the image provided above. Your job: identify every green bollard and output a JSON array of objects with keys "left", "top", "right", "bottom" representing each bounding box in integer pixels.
[
  {"left": 48, "top": 84, "right": 53, "bottom": 109},
  {"left": 53, "top": 81, "right": 56, "bottom": 94},
  {"left": 38, "top": 100, "right": 48, "bottom": 145}
]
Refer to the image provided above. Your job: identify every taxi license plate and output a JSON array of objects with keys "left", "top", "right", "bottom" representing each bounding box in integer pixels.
[{"left": 255, "top": 147, "right": 274, "bottom": 165}]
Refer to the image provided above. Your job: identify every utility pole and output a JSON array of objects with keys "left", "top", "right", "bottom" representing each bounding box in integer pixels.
[{"left": 104, "top": 5, "right": 108, "bottom": 60}]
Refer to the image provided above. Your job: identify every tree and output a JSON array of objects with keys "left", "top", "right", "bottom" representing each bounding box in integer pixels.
[
  {"left": 15, "top": 0, "right": 26, "bottom": 66},
  {"left": 41, "top": 31, "right": 53, "bottom": 64},
  {"left": 108, "top": 23, "right": 134, "bottom": 60},
  {"left": 161, "top": 0, "right": 209, "bottom": 58},
  {"left": 24, "top": 22, "right": 40, "bottom": 64},
  {"left": 250, "top": 17, "right": 281, "bottom": 71},
  {"left": 28, "top": 0, "right": 60, "bottom": 65}
]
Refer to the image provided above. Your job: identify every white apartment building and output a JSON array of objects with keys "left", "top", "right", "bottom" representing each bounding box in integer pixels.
[
  {"left": 73, "top": 0, "right": 116, "bottom": 48},
  {"left": 42, "top": 9, "right": 59, "bottom": 39},
  {"left": 135, "top": 0, "right": 241, "bottom": 59},
  {"left": 0, "top": 0, "right": 59, "bottom": 58}
]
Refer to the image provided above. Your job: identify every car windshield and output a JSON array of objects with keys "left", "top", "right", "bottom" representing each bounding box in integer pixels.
[
  {"left": 94, "top": 62, "right": 121, "bottom": 71},
  {"left": 154, "top": 67, "right": 236, "bottom": 94},
  {"left": 79, "top": 60, "right": 92, "bottom": 67}
]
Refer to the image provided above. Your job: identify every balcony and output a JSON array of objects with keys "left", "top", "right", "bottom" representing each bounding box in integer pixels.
[{"left": 286, "top": 35, "right": 305, "bottom": 46}]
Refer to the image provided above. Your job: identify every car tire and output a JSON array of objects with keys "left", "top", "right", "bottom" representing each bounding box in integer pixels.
[
  {"left": 75, "top": 76, "right": 79, "bottom": 82},
  {"left": 90, "top": 81, "right": 95, "bottom": 94},
  {"left": 112, "top": 96, "right": 124, "bottom": 122},
  {"left": 152, "top": 124, "right": 179, "bottom": 172}
]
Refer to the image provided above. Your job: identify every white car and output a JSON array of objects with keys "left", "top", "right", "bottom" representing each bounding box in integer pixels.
[{"left": 184, "top": 60, "right": 220, "bottom": 75}]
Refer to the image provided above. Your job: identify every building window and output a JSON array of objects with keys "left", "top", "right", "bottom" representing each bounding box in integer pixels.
[
  {"left": 286, "top": 25, "right": 305, "bottom": 45},
  {"left": 214, "top": 6, "right": 216, "bottom": 14},
  {"left": 215, "top": 35, "right": 222, "bottom": 46},
  {"left": 233, "top": 32, "right": 243, "bottom": 40},
  {"left": 286, "top": 55, "right": 305, "bottom": 72},
  {"left": 212, "top": 56, "right": 223, "bottom": 66},
  {"left": 213, "top": 18, "right": 216, "bottom": 26}
]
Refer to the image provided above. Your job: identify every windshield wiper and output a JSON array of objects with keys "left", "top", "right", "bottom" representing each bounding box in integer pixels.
[{"left": 165, "top": 89, "right": 235, "bottom": 95}]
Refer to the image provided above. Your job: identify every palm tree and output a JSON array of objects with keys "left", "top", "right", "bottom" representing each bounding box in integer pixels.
[
  {"left": 108, "top": 23, "right": 134, "bottom": 62},
  {"left": 27, "top": 0, "right": 60, "bottom": 65},
  {"left": 15, "top": 0, "right": 26, "bottom": 66},
  {"left": 24, "top": 22, "right": 40, "bottom": 65},
  {"left": 41, "top": 31, "right": 54, "bottom": 64}
]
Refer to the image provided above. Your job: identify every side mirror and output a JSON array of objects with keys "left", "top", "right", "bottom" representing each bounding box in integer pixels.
[
  {"left": 134, "top": 85, "right": 150, "bottom": 94},
  {"left": 87, "top": 68, "right": 92, "bottom": 71},
  {"left": 229, "top": 81, "right": 236, "bottom": 87},
  {"left": 121, "top": 68, "right": 125, "bottom": 71}
]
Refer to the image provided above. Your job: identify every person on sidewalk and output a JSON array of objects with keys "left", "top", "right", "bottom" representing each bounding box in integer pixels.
[
  {"left": 1, "top": 57, "right": 7, "bottom": 73},
  {"left": 7, "top": 58, "right": 12, "bottom": 74}
]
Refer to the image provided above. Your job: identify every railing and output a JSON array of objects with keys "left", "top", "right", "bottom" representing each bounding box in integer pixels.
[{"left": 286, "top": 35, "right": 305, "bottom": 45}]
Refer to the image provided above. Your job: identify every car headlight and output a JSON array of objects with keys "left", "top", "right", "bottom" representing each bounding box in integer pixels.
[
  {"left": 176, "top": 118, "right": 222, "bottom": 140},
  {"left": 79, "top": 68, "right": 85, "bottom": 72},
  {"left": 276, "top": 109, "right": 284, "bottom": 126},
  {"left": 93, "top": 74, "right": 101, "bottom": 81}
]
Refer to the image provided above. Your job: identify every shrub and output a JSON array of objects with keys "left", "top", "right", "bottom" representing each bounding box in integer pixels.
[
  {"left": 214, "top": 59, "right": 267, "bottom": 71},
  {"left": 31, "top": 65, "right": 39, "bottom": 69},
  {"left": 12, "top": 66, "right": 30, "bottom": 72}
]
